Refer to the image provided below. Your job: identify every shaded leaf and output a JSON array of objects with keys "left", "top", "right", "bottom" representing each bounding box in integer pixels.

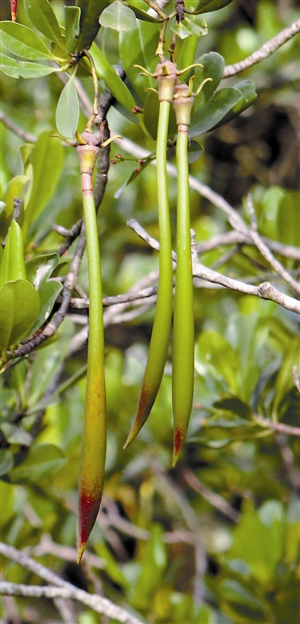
[
  {"left": 8, "top": 444, "right": 66, "bottom": 484},
  {"left": 193, "top": 0, "right": 234, "bottom": 13},
  {"left": 1, "top": 175, "right": 30, "bottom": 242},
  {"left": 211, "top": 80, "right": 257, "bottom": 129},
  {"left": 75, "top": 0, "right": 109, "bottom": 52},
  {"left": 0, "top": 450, "right": 13, "bottom": 477},
  {"left": 119, "top": 21, "right": 158, "bottom": 103},
  {"left": 189, "top": 88, "right": 241, "bottom": 138}
]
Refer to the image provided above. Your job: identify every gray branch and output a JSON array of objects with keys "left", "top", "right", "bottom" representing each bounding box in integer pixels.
[{"left": 223, "top": 19, "right": 300, "bottom": 77}]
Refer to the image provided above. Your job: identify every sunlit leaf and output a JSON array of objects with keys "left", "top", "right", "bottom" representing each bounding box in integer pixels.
[
  {"left": 65, "top": 6, "right": 81, "bottom": 55},
  {"left": 89, "top": 42, "right": 137, "bottom": 114},
  {"left": 24, "top": 0, "right": 64, "bottom": 48},
  {"left": 0, "top": 280, "right": 40, "bottom": 355},
  {"left": 119, "top": 20, "right": 158, "bottom": 103},
  {"left": 0, "top": 21, "right": 57, "bottom": 60},
  {"left": 55, "top": 76, "right": 79, "bottom": 140},
  {"left": 0, "top": 53, "right": 60, "bottom": 79},
  {"left": 100, "top": 1, "right": 137, "bottom": 32}
]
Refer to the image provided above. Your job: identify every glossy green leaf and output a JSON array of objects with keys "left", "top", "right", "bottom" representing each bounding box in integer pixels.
[
  {"left": 193, "top": 0, "right": 234, "bottom": 13},
  {"left": 124, "top": 2, "right": 161, "bottom": 22},
  {"left": 0, "top": 21, "right": 57, "bottom": 60},
  {"left": 65, "top": 6, "right": 81, "bottom": 55},
  {"left": 22, "top": 132, "right": 64, "bottom": 243},
  {"left": 100, "top": 1, "right": 137, "bottom": 32},
  {"left": 192, "top": 51, "right": 225, "bottom": 114},
  {"left": 171, "top": 16, "right": 207, "bottom": 39},
  {"left": 1, "top": 175, "right": 30, "bottom": 242},
  {"left": 176, "top": 34, "right": 198, "bottom": 72},
  {"left": 75, "top": 0, "right": 109, "bottom": 52},
  {"left": 30, "top": 280, "right": 62, "bottom": 335},
  {"left": 0, "top": 53, "right": 60, "bottom": 79},
  {"left": 8, "top": 444, "right": 66, "bottom": 484},
  {"left": 0, "top": 280, "right": 40, "bottom": 355},
  {"left": 55, "top": 76, "right": 79, "bottom": 140},
  {"left": 189, "top": 88, "right": 241, "bottom": 138},
  {"left": 24, "top": 0, "right": 64, "bottom": 48},
  {"left": 119, "top": 21, "right": 158, "bottom": 103},
  {"left": 89, "top": 42, "right": 137, "bottom": 114},
  {"left": 0, "top": 220, "right": 26, "bottom": 288}
]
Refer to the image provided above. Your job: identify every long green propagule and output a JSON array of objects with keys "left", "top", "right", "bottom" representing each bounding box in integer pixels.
[
  {"left": 76, "top": 129, "right": 106, "bottom": 563},
  {"left": 124, "top": 61, "right": 176, "bottom": 448},
  {"left": 171, "top": 81, "right": 195, "bottom": 466}
]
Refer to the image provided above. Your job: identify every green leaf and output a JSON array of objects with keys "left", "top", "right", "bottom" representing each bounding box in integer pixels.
[
  {"left": 75, "top": 0, "right": 109, "bottom": 52},
  {"left": 193, "top": 0, "right": 234, "bottom": 13},
  {"left": 1, "top": 175, "right": 30, "bottom": 242},
  {"left": 8, "top": 444, "right": 66, "bottom": 484},
  {"left": 0, "top": 53, "right": 60, "bottom": 79},
  {"left": 100, "top": 1, "right": 137, "bottom": 32},
  {"left": 24, "top": 0, "right": 64, "bottom": 48},
  {"left": 0, "top": 21, "right": 57, "bottom": 60},
  {"left": 192, "top": 51, "right": 225, "bottom": 114},
  {"left": 214, "top": 397, "right": 251, "bottom": 419},
  {"left": 0, "top": 280, "right": 40, "bottom": 355},
  {"left": 124, "top": 2, "right": 161, "bottom": 23},
  {"left": 272, "top": 337, "right": 300, "bottom": 418},
  {"left": 171, "top": 16, "right": 207, "bottom": 40},
  {"left": 277, "top": 191, "right": 300, "bottom": 247},
  {"left": 65, "top": 6, "right": 81, "bottom": 55},
  {"left": 22, "top": 132, "right": 64, "bottom": 243},
  {"left": 55, "top": 76, "right": 79, "bottom": 140},
  {"left": 119, "top": 21, "right": 158, "bottom": 103},
  {"left": 0, "top": 450, "right": 13, "bottom": 477},
  {"left": 89, "top": 42, "right": 137, "bottom": 114},
  {"left": 30, "top": 279, "right": 62, "bottom": 335},
  {"left": 0, "top": 220, "right": 26, "bottom": 288},
  {"left": 1, "top": 422, "right": 32, "bottom": 446},
  {"left": 211, "top": 80, "right": 257, "bottom": 129},
  {"left": 189, "top": 88, "right": 241, "bottom": 138},
  {"left": 197, "top": 330, "right": 240, "bottom": 394}
]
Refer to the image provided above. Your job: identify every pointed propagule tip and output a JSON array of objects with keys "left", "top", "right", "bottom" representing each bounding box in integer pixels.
[
  {"left": 123, "top": 386, "right": 156, "bottom": 450},
  {"left": 10, "top": 0, "right": 18, "bottom": 21},
  {"left": 77, "top": 490, "right": 102, "bottom": 564},
  {"left": 172, "top": 427, "right": 185, "bottom": 467}
]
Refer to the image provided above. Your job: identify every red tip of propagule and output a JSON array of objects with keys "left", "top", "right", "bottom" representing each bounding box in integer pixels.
[
  {"left": 10, "top": 0, "right": 18, "bottom": 21},
  {"left": 77, "top": 490, "right": 101, "bottom": 564},
  {"left": 172, "top": 427, "right": 184, "bottom": 467}
]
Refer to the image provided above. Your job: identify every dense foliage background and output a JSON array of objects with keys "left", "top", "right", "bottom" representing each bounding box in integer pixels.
[{"left": 0, "top": 1, "right": 299, "bottom": 622}]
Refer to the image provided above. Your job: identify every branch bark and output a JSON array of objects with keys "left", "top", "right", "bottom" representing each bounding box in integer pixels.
[
  {"left": 223, "top": 19, "right": 300, "bottom": 77},
  {"left": 0, "top": 542, "right": 144, "bottom": 624}
]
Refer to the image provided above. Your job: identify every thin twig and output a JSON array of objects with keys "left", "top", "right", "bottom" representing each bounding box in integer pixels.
[
  {"left": 253, "top": 414, "right": 300, "bottom": 437},
  {"left": 0, "top": 110, "right": 37, "bottom": 143},
  {"left": 128, "top": 219, "right": 300, "bottom": 315},
  {"left": 276, "top": 435, "right": 300, "bottom": 492},
  {"left": 0, "top": 582, "right": 143, "bottom": 624},
  {"left": 247, "top": 194, "right": 300, "bottom": 295},
  {"left": 182, "top": 467, "right": 240, "bottom": 523},
  {"left": 196, "top": 230, "right": 300, "bottom": 261},
  {"left": 223, "top": 19, "right": 300, "bottom": 77}
]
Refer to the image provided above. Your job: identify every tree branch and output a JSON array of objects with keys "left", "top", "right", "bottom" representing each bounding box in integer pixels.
[
  {"left": 181, "top": 467, "right": 240, "bottom": 522},
  {"left": 0, "top": 542, "right": 144, "bottom": 624},
  {"left": 0, "top": 109, "right": 37, "bottom": 143},
  {"left": 247, "top": 194, "right": 300, "bottom": 295},
  {"left": 223, "top": 19, "right": 300, "bottom": 77},
  {"left": 253, "top": 414, "right": 300, "bottom": 437}
]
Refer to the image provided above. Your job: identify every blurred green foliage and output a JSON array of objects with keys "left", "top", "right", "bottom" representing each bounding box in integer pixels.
[{"left": 0, "top": 0, "right": 299, "bottom": 622}]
